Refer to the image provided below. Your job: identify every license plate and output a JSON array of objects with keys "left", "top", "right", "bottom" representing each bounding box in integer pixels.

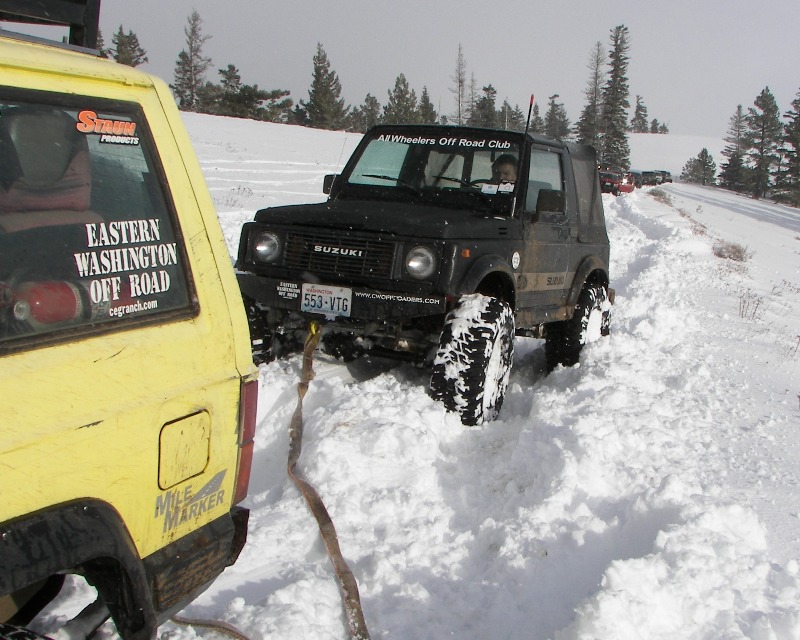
[{"left": 301, "top": 283, "right": 352, "bottom": 318}]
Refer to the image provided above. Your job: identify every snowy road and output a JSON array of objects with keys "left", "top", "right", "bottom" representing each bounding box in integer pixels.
[{"left": 45, "top": 117, "right": 800, "bottom": 640}]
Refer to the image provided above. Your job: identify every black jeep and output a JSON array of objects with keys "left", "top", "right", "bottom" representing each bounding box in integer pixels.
[{"left": 236, "top": 124, "right": 612, "bottom": 425}]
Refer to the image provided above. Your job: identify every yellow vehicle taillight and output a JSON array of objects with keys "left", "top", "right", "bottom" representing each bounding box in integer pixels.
[{"left": 234, "top": 379, "right": 258, "bottom": 504}]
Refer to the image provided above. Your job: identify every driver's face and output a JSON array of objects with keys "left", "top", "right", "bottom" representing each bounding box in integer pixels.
[{"left": 493, "top": 162, "right": 517, "bottom": 182}]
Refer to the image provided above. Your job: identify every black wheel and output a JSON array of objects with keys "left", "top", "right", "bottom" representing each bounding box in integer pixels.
[
  {"left": 0, "top": 624, "right": 50, "bottom": 640},
  {"left": 430, "top": 294, "right": 515, "bottom": 426},
  {"left": 545, "top": 282, "right": 610, "bottom": 371}
]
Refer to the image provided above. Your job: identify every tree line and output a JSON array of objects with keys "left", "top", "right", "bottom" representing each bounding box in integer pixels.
[
  {"left": 680, "top": 86, "right": 800, "bottom": 207},
  {"left": 101, "top": 15, "right": 665, "bottom": 171},
  {"left": 103, "top": 15, "right": 800, "bottom": 207}
]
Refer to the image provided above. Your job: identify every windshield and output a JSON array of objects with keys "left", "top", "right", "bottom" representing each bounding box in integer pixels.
[{"left": 342, "top": 130, "right": 522, "bottom": 214}]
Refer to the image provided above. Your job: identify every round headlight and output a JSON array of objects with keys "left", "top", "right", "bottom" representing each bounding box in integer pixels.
[
  {"left": 253, "top": 231, "right": 281, "bottom": 263},
  {"left": 405, "top": 245, "right": 437, "bottom": 280}
]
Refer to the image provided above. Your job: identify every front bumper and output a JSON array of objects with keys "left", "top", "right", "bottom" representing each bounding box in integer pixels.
[{"left": 237, "top": 273, "right": 447, "bottom": 322}]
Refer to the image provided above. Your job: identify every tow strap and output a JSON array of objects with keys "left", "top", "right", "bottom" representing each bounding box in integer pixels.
[{"left": 287, "top": 323, "right": 371, "bottom": 640}]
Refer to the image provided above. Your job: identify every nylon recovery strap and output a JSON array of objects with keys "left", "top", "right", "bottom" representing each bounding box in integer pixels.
[{"left": 287, "top": 324, "right": 371, "bottom": 640}]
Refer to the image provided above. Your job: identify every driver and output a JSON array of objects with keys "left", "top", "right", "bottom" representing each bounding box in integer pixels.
[{"left": 491, "top": 154, "right": 518, "bottom": 182}]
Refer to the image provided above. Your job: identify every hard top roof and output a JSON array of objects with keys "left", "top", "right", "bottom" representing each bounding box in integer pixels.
[{"left": 0, "top": 0, "right": 100, "bottom": 49}]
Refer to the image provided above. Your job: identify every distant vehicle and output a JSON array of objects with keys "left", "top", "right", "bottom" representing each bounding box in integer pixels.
[
  {"left": 657, "top": 170, "right": 673, "bottom": 183},
  {"left": 641, "top": 170, "right": 660, "bottom": 186},
  {"left": 599, "top": 170, "right": 623, "bottom": 196},
  {"left": 619, "top": 173, "right": 636, "bottom": 193},
  {"left": 628, "top": 171, "right": 643, "bottom": 188}
]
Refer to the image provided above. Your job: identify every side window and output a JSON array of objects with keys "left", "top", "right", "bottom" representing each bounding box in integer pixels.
[
  {"left": 0, "top": 99, "right": 193, "bottom": 348},
  {"left": 525, "top": 148, "right": 564, "bottom": 212}
]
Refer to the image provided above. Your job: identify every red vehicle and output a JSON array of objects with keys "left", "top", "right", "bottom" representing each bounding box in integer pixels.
[
  {"left": 599, "top": 170, "right": 623, "bottom": 196},
  {"left": 619, "top": 173, "right": 636, "bottom": 193}
]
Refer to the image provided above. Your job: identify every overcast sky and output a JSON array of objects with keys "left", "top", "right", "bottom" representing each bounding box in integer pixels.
[{"left": 27, "top": 0, "right": 800, "bottom": 137}]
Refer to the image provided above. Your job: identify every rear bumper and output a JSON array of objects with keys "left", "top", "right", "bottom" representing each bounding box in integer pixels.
[{"left": 144, "top": 507, "right": 249, "bottom": 623}]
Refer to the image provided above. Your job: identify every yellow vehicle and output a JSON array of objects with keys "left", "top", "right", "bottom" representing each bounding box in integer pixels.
[{"left": 0, "top": 3, "right": 259, "bottom": 638}]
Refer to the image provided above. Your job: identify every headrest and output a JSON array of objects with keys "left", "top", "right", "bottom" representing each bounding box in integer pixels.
[{"left": 0, "top": 106, "right": 91, "bottom": 215}]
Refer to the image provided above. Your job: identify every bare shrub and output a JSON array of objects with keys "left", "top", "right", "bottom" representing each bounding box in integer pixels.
[
  {"left": 650, "top": 188, "right": 672, "bottom": 206},
  {"left": 713, "top": 240, "right": 751, "bottom": 262}
]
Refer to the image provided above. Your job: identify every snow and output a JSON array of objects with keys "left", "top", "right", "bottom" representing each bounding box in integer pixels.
[{"left": 61, "top": 115, "right": 800, "bottom": 639}]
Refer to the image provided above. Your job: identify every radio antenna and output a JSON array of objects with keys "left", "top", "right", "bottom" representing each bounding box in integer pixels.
[{"left": 524, "top": 94, "right": 535, "bottom": 136}]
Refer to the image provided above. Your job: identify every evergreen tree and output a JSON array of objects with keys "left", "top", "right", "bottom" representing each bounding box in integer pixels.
[
  {"left": 111, "top": 26, "right": 148, "bottom": 67},
  {"left": 657, "top": 122, "right": 669, "bottom": 134},
  {"left": 417, "top": 87, "right": 438, "bottom": 124},
  {"left": 630, "top": 95, "right": 648, "bottom": 133},
  {"left": 470, "top": 85, "right": 498, "bottom": 128},
  {"left": 96, "top": 29, "right": 109, "bottom": 58},
  {"left": 744, "top": 86, "right": 783, "bottom": 199},
  {"left": 383, "top": 73, "right": 418, "bottom": 124},
  {"left": 719, "top": 105, "right": 749, "bottom": 193},
  {"left": 449, "top": 44, "right": 468, "bottom": 125},
  {"left": 301, "top": 43, "right": 349, "bottom": 130},
  {"left": 172, "top": 11, "right": 212, "bottom": 112},
  {"left": 206, "top": 65, "right": 292, "bottom": 122},
  {"left": 780, "top": 88, "right": 800, "bottom": 207},
  {"left": 575, "top": 41, "right": 605, "bottom": 147},
  {"left": 544, "top": 94, "right": 570, "bottom": 139},
  {"left": 599, "top": 25, "right": 631, "bottom": 168},
  {"left": 348, "top": 94, "right": 382, "bottom": 132},
  {"left": 649, "top": 118, "right": 660, "bottom": 133},
  {"left": 680, "top": 148, "right": 716, "bottom": 185},
  {"left": 529, "top": 103, "right": 545, "bottom": 135},
  {"left": 498, "top": 100, "right": 525, "bottom": 131}
]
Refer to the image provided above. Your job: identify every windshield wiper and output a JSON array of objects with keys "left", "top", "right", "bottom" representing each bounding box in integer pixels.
[
  {"left": 361, "top": 174, "right": 422, "bottom": 197},
  {"left": 432, "top": 174, "right": 493, "bottom": 204}
]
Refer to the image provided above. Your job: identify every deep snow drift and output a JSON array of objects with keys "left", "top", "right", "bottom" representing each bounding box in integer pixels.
[{"left": 48, "top": 117, "right": 800, "bottom": 639}]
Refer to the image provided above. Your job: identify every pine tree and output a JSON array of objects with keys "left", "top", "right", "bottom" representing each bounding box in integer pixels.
[
  {"left": 599, "top": 25, "right": 631, "bottom": 168},
  {"left": 171, "top": 11, "right": 212, "bottom": 112},
  {"left": 207, "top": 65, "right": 292, "bottom": 121},
  {"left": 681, "top": 148, "right": 716, "bottom": 185},
  {"left": 301, "top": 43, "right": 349, "bottom": 130},
  {"left": 657, "top": 122, "right": 669, "bottom": 134},
  {"left": 96, "top": 29, "right": 109, "bottom": 59},
  {"left": 529, "top": 103, "right": 545, "bottom": 135},
  {"left": 348, "top": 94, "right": 382, "bottom": 132},
  {"left": 470, "top": 85, "right": 498, "bottom": 128},
  {"left": 575, "top": 41, "right": 605, "bottom": 147},
  {"left": 745, "top": 86, "right": 783, "bottom": 199},
  {"left": 111, "top": 26, "right": 148, "bottom": 67},
  {"left": 630, "top": 95, "right": 648, "bottom": 133},
  {"left": 719, "top": 105, "right": 749, "bottom": 193},
  {"left": 544, "top": 94, "right": 570, "bottom": 139},
  {"left": 498, "top": 100, "right": 525, "bottom": 131},
  {"left": 417, "top": 87, "right": 438, "bottom": 124},
  {"left": 780, "top": 88, "right": 800, "bottom": 207},
  {"left": 649, "top": 118, "right": 660, "bottom": 133},
  {"left": 383, "top": 74, "right": 418, "bottom": 124},
  {"left": 449, "top": 44, "right": 468, "bottom": 125}
]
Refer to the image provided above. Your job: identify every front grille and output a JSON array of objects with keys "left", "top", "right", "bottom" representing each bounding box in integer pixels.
[{"left": 283, "top": 230, "right": 396, "bottom": 279}]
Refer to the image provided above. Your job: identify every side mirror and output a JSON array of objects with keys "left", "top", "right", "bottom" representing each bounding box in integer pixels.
[
  {"left": 323, "top": 174, "right": 339, "bottom": 194},
  {"left": 536, "top": 189, "right": 565, "bottom": 215}
]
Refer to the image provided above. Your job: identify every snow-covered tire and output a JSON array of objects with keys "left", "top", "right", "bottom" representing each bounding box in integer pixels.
[
  {"left": 430, "top": 294, "right": 515, "bottom": 426},
  {"left": 545, "top": 282, "right": 610, "bottom": 371}
]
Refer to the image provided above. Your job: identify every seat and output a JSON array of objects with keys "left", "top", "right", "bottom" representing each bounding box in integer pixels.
[
  {"left": 525, "top": 180, "right": 552, "bottom": 212},
  {"left": 0, "top": 106, "right": 100, "bottom": 233}
]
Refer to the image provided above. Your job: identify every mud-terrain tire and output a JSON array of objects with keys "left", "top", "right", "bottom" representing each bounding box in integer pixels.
[
  {"left": 545, "top": 282, "right": 610, "bottom": 371},
  {"left": 0, "top": 624, "right": 49, "bottom": 640},
  {"left": 430, "top": 294, "right": 515, "bottom": 426}
]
